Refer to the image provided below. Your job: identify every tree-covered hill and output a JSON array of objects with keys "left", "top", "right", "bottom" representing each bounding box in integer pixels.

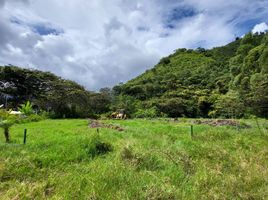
[
  {"left": 0, "top": 66, "right": 111, "bottom": 118},
  {"left": 113, "top": 32, "right": 268, "bottom": 118}
]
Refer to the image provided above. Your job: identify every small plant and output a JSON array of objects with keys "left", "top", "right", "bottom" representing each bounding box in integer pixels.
[
  {"left": 95, "top": 141, "right": 113, "bottom": 155},
  {"left": 0, "top": 110, "right": 17, "bottom": 143},
  {"left": 0, "top": 120, "right": 14, "bottom": 143},
  {"left": 121, "top": 145, "right": 135, "bottom": 160},
  {"left": 19, "top": 101, "right": 34, "bottom": 116}
]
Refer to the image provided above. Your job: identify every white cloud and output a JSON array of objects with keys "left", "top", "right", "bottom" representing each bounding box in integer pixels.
[
  {"left": 252, "top": 22, "right": 268, "bottom": 33},
  {"left": 0, "top": 0, "right": 267, "bottom": 90}
]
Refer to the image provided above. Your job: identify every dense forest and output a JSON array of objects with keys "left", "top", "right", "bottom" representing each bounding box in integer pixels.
[
  {"left": 113, "top": 31, "right": 268, "bottom": 118},
  {"left": 0, "top": 66, "right": 111, "bottom": 118},
  {"left": 1, "top": 31, "right": 268, "bottom": 119}
]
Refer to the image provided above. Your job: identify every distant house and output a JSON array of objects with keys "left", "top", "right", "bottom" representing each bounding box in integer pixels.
[{"left": 9, "top": 111, "right": 23, "bottom": 115}]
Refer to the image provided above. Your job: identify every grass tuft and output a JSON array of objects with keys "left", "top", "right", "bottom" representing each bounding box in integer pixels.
[{"left": 82, "top": 133, "right": 113, "bottom": 158}]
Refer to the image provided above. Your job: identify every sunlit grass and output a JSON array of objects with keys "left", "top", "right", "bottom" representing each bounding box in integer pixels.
[{"left": 0, "top": 119, "right": 267, "bottom": 199}]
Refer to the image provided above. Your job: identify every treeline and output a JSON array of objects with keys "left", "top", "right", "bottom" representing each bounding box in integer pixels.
[
  {"left": 0, "top": 66, "right": 111, "bottom": 118},
  {"left": 113, "top": 32, "right": 268, "bottom": 118}
]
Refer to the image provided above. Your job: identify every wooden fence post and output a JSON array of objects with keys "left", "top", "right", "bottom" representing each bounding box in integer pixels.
[
  {"left": 23, "top": 129, "right": 27, "bottom": 144},
  {"left": 190, "top": 125, "right": 194, "bottom": 139}
]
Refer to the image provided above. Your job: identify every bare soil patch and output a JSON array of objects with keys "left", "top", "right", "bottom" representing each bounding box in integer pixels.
[
  {"left": 193, "top": 119, "right": 250, "bottom": 128},
  {"left": 89, "top": 120, "right": 125, "bottom": 131}
]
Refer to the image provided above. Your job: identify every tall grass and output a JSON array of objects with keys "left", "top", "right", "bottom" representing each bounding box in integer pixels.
[{"left": 0, "top": 119, "right": 267, "bottom": 199}]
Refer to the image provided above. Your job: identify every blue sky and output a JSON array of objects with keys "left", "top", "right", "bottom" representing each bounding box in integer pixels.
[{"left": 0, "top": 0, "right": 268, "bottom": 90}]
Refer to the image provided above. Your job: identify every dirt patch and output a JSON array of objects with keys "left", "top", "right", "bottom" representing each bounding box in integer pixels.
[
  {"left": 89, "top": 120, "right": 125, "bottom": 132},
  {"left": 193, "top": 119, "right": 250, "bottom": 128}
]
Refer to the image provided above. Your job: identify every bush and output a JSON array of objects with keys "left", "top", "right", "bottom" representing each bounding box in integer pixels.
[
  {"left": 156, "top": 98, "right": 187, "bottom": 118},
  {"left": 20, "top": 114, "right": 45, "bottom": 123},
  {"left": 134, "top": 107, "right": 159, "bottom": 118}
]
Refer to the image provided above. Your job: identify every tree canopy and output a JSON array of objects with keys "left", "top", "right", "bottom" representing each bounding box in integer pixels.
[
  {"left": 0, "top": 66, "right": 111, "bottom": 118},
  {"left": 113, "top": 32, "right": 268, "bottom": 118}
]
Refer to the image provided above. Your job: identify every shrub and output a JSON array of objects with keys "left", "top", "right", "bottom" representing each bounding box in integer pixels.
[
  {"left": 156, "top": 98, "right": 187, "bottom": 118},
  {"left": 20, "top": 114, "right": 45, "bottom": 123},
  {"left": 134, "top": 107, "right": 159, "bottom": 118}
]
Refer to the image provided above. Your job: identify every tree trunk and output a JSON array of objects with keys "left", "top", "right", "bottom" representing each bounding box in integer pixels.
[{"left": 4, "top": 127, "right": 10, "bottom": 143}]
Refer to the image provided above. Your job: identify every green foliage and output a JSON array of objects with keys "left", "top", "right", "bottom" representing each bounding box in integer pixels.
[
  {"left": 236, "top": 44, "right": 254, "bottom": 56},
  {"left": 0, "top": 109, "right": 45, "bottom": 142},
  {"left": 209, "top": 91, "right": 245, "bottom": 118},
  {"left": 114, "top": 32, "right": 268, "bottom": 118},
  {"left": 19, "top": 101, "right": 34, "bottom": 116},
  {"left": 134, "top": 106, "right": 160, "bottom": 118},
  {"left": 82, "top": 132, "right": 113, "bottom": 158},
  {"left": 0, "top": 119, "right": 267, "bottom": 199},
  {"left": 111, "top": 95, "right": 138, "bottom": 117},
  {"left": 249, "top": 73, "right": 268, "bottom": 117},
  {"left": 259, "top": 46, "right": 268, "bottom": 73},
  {"left": 0, "top": 118, "right": 15, "bottom": 129},
  {"left": 20, "top": 114, "right": 46, "bottom": 123},
  {"left": 0, "top": 66, "right": 112, "bottom": 118},
  {"left": 156, "top": 98, "right": 187, "bottom": 118},
  {"left": 159, "top": 57, "right": 171, "bottom": 65},
  {"left": 121, "top": 145, "right": 164, "bottom": 171},
  {"left": 229, "top": 34, "right": 268, "bottom": 118},
  {"left": 0, "top": 109, "right": 18, "bottom": 142},
  {"left": 1, "top": 32, "right": 268, "bottom": 119}
]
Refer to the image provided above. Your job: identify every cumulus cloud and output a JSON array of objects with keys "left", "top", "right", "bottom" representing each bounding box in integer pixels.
[
  {"left": 252, "top": 22, "right": 268, "bottom": 33},
  {"left": 0, "top": 0, "right": 267, "bottom": 90}
]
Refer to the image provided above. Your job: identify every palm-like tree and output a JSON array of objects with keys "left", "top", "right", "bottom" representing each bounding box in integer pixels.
[
  {"left": 0, "top": 110, "right": 16, "bottom": 143},
  {"left": 19, "top": 101, "right": 34, "bottom": 115},
  {"left": 0, "top": 120, "right": 14, "bottom": 143}
]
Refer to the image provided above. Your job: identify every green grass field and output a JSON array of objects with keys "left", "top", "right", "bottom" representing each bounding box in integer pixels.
[{"left": 0, "top": 119, "right": 268, "bottom": 199}]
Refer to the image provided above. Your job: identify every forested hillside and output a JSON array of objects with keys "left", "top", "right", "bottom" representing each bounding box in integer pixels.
[
  {"left": 113, "top": 32, "right": 268, "bottom": 118},
  {"left": 0, "top": 66, "right": 111, "bottom": 118}
]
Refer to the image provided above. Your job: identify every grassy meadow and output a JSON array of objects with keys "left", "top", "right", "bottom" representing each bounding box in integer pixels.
[{"left": 0, "top": 119, "right": 268, "bottom": 199}]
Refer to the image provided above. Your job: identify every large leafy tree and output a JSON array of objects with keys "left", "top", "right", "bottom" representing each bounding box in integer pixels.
[{"left": 0, "top": 66, "right": 112, "bottom": 118}]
